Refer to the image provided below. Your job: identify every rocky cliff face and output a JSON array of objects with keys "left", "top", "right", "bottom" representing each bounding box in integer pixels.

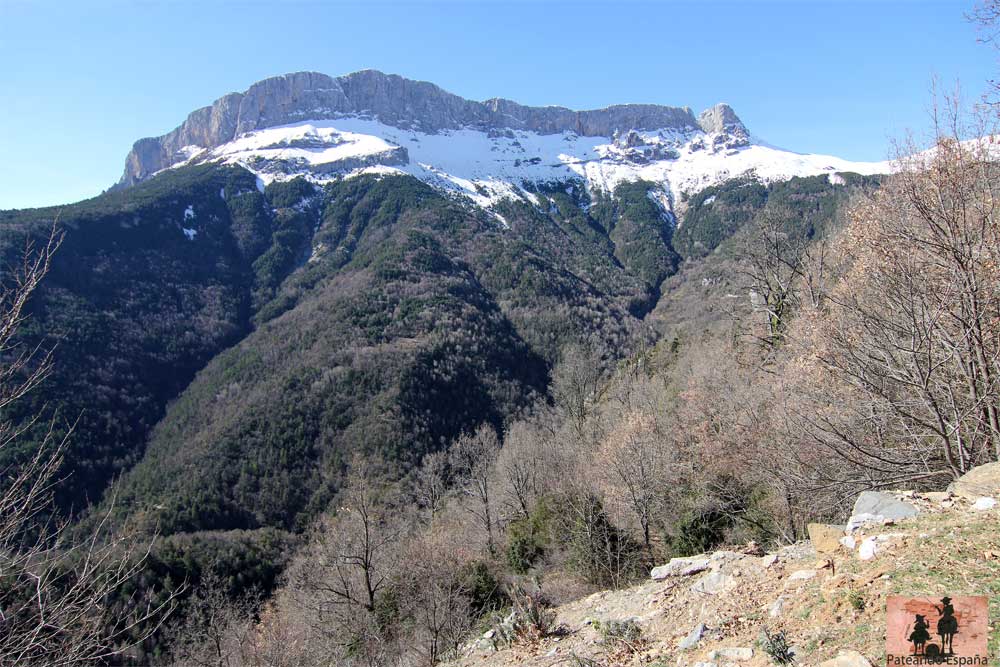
[
  {"left": 697, "top": 102, "right": 745, "bottom": 134},
  {"left": 116, "top": 69, "right": 746, "bottom": 187}
]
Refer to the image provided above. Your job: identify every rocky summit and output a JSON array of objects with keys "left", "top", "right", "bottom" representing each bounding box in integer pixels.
[
  {"left": 119, "top": 70, "right": 728, "bottom": 185},
  {"left": 116, "top": 70, "right": 887, "bottom": 210}
]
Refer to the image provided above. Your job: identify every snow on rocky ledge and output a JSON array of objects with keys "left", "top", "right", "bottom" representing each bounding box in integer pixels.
[{"left": 164, "top": 115, "right": 889, "bottom": 212}]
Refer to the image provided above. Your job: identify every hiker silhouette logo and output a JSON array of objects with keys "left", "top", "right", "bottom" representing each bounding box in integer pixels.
[{"left": 887, "top": 596, "right": 988, "bottom": 665}]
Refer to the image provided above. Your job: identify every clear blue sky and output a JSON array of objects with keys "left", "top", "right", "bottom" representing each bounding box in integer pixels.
[{"left": 0, "top": 0, "right": 994, "bottom": 209}]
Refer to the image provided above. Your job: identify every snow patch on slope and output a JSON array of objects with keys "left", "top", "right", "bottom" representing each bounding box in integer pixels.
[
  {"left": 167, "top": 116, "right": 890, "bottom": 212},
  {"left": 213, "top": 124, "right": 397, "bottom": 166}
]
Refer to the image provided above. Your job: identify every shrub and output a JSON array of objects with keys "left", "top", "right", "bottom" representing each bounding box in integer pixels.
[
  {"left": 555, "top": 492, "right": 643, "bottom": 588},
  {"left": 506, "top": 522, "right": 544, "bottom": 574},
  {"left": 594, "top": 618, "right": 645, "bottom": 655},
  {"left": 668, "top": 478, "right": 777, "bottom": 558},
  {"left": 505, "top": 504, "right": 551, "bottom": 574},
  {"left": 759, "top": 627, "right": 796, "bottom": 665},
  {"left": 510, "top": 590, "right": 557, "bottom": 642},
  {"left": 458, "top": 560, "right": 507, "bottom": 617}
]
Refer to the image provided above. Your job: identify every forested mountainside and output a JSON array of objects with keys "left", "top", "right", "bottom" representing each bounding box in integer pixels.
[
  {"left": 0, "top": 165, "right": 276, "bottom": 509},
  {"left": 0, "top": 161, "right": 874, "bottom": 535}
]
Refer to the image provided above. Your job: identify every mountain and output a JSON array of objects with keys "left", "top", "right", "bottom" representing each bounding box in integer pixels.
[
  {"left": 117, "top": 70, "right": 887, "bottom": 212},
  {"left": 0, "top": 71, "right": 886, "bottom": 656}
]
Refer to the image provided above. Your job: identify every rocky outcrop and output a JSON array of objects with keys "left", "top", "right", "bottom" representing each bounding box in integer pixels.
[
  {"left": 846, "top": 491, "right": 918, "bottom": 531},
  {"left": 650, "top": 556, "right": 710, "bottom": 579},
  {"left": 116, "top": 69, "right": 745, "bottom": 187},
  {"left": 679, "top": 623, "right": 708, "bottom": 650},
  {"left": 285, "top": 146, "right": 409, "bottom": 177},
  {"left": 707, "top": 647, "right": 753, "bottom": 661},
  {"left": 807, "top": 523, "right": 846, "bottom": 555},
  {"left": 949, "top": 461, "right": 1000, "bottom": 499},
  {"left": 697, "top": 103, "right": 744, "bottom": 134}
]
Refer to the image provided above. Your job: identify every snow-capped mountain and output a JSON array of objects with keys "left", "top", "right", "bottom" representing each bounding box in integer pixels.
[{"left": 119, "top": 70, "right": 888, "bottom": 210}]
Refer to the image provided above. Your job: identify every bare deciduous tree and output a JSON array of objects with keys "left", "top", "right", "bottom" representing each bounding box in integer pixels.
[
  {"left": 449, "top": 424, "right": 500, "bottom": 556},
  {"left": 291, "top": 467, "right": 406, "bottom": 666},
  {"left": 495, "top": 419, "right": 544, "bottom": 522},
  {"left": 739, "top": 205, "right": 812, "bottom": 352},
  {"left": 802, "top": 104, "right": 1000, "bottom": 487},
  {"left": 398, "top": 531, "right": 473, "bottom": 666},
  {"left": 551, "top": 345, "right": 603, "bottom": 440},
  {"left": 598, "top": 411, "right": 680, "bottom": 550},
  {"left": 414, "top": 450, "right": 448, "bottom": 522},
  {"left": 166, "top": 570, "right": 258, "bottom": 667}
]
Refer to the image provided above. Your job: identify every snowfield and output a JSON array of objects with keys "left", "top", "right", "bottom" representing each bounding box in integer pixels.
[{"left": 166, "top": 116, "right": 890, "bottom": 210}]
